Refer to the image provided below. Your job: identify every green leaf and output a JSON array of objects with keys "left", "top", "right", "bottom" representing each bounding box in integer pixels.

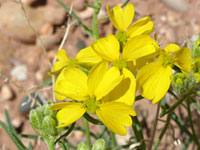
[
  {"left": 37, "top": 79, "right": 52, "bottom": 89},
  {"left": 4, "top": 109, "right": 17, "bottom": 134},
  {"left": 192, "top": 101, "right": 200, "bottom": 111},
  {"left": 83, "top": 113, "right": 103, "bottom": 125},
  {"left": 20, "top": 134, "right": 39, "bottom": 140},
  {"left": 0, "top": 121, "right": 27, "bottom": 150},
  {"left": 182, "top": 138, "right": 192, "bottom": 150},
  {"left": 135, "top": 95, "right": 144, "bottom": 101},
  {"left": 56, "top": 0, "right": 92, "bottom": 36},
  {"left": 28, "top": 142, "right": 33, "bottom": 150},
  {"left": 54, "top": 122, "right": 75, "bottom": 144}
]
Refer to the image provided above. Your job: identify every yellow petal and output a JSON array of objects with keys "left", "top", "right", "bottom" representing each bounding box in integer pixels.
[
  {"left": 54, "top": 69, "right": 68, "bottom": 100},
  {"left": 107, "top": 5, "right": 120, "bottom": 31},
  {"left": 87, "top": 62, "right": 109, "bottom": 96},
  {"left": 174, "top": 47, "right": 191, "bottom": 72},
  {"left": 76, "top": 46, "right": 102, "bottom": 66},
  {"left": 91, "top": 34, "right": 120, "bottom": 62},
  {"left": 53, "top": 49, "right": 69, "bottom": 72},
  {"left": 123, "top": 4, "right": 135, "bottom": 31},
  {"left": 127, "top": 61, "right": 137, "bottom": 74},
  {"left": 102, "top": 68, "right": 136, "bottom": 106},
  {"left": 96, "top": 102, "right": 136, "bottom": 136},
  {"left": 107, "top": 4, "right": 135, "bottom": 32},
  {"left": 135, "top": 53, "right": 156, "bottom": 70},
  {"left": 123, "top": 35, "right": 158, "bottom": 61},
  {"left": 163, "top": 44, "right": 180, "bottom": 55},
  {"left": 55, "top": 68, "right": 88, "bottom": 101},
  {"left": 56, "top": 103, "right": 86, "bottom": 128},
  {"left": 136, "top": 61, "right": 172, "bottom": 104},
  {"left": 50, "top": 102, "right": 72, "bottom": 110},
  {"left": 95, "top": 66, "right": 124, "bottom": 100},
  {"left": 127, "top": 16, "right": 154, "bottom": 38}
]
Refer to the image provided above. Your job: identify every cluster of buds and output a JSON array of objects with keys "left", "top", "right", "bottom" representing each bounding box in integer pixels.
[
  {"left": 29, "top": 103, "right": 62, "bottom": 148},
  {"left": 171, "top": 73, "right": 189, "bottom": 95},
  {"left": 78, "top": 139, "right": 106, "bottom": 150}
]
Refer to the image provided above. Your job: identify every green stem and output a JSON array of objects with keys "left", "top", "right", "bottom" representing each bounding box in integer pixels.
[
  {"left": 47, "top": 137, "right": 55, "bottom": 150},
  {"left": 160, "top": 100, "right": 198, "bottom": 145},
  {"left": 153, "top": 112, "right": 172, "bottom": 150},
  {"left": 148, "top": 102, "right": 160, "bottom": 150},
  {"left": 56, "top": 0, "right": 92, "bottom": 36},
  {"left": 55, "top": 122, "right": 75, "bottom": 144},
  {"left": 92, "top": 0, "right": 102, "bottom": 40},
  {"left": 161, "top": 90, "right": 194, "bottom": 117},
  {"left": 84, "top": 118, "right": 92, "bottom": 148},
  {"left": 110, "top": 131, "right": 117, "bottom": 148},
  {"left": 131, "top": 116, "right": 146, "bottom": 150},
  {"left": 186, "top": 99, "right": 200, "bottom": 148}
]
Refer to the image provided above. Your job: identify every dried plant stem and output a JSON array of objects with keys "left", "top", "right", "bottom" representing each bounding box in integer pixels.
[
  {"left": 18, "top": 0, "right": 52, "bottom": 69},
  {"left": 51, "top": 5, "right": 74, "bottom": 102}
]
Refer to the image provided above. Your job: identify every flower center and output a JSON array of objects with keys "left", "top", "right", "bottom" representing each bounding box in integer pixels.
[
  {"left": 84, "top": 96, "right": 100, "bottom": 114},
  {"left": 159, "top": 54, "right": 174, "bottom": 67},
  {"left": 115, "top": 31, "right": 127, "bottom": 43},
  {"left": 113, "top": 57, "right": 127, "bottom": 70},
  {"left": 68, "top": 58, "right": 78, "bottom": 67}
]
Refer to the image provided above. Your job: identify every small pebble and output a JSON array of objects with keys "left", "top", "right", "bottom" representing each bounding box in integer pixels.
[
  {"left": 76, "top": 40, "right": 86, "bottom": 50},
  {"left": 10, "top": 65, "right": 27, "bottom": 81},
  {"left": 0, "top": 85, "right": 14, "bottom": 102},
  {"left": 161, "top": 0, "right": 189, "bottom": 12},
  {"left": 40, "top": 23, "right": 54, "bottom": 35}
]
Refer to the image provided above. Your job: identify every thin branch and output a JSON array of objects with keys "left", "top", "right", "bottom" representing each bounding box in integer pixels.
[
  {"left": 18, "top": 0, "right": 52, "bottom": 69},
  {"left": 51, "top": 4, "right": 74, "bottom": 102},
  {"left": 148, "top": 102, "right": 160, "bottom": 150}
]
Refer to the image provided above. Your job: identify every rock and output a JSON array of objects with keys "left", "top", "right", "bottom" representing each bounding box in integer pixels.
[
  {"left": 116, "top": 130, "right": 132, "bottom": 145},
  {"left": 0, "top": 34, "right": 12, "bottom": 73},
  {"left": 40, "top": 23, "right": 54, "bottom": 35},
  {"left": 0, "top": 85, "right": 14, "bottom": 102},
  {"left": 10, "top": 64, "right": 28, "bottom": 81},
  {"left": 160, "top": 15, "right": 167, "bottom": 22},
  {"left": 160, "top": 0, "right": 189, "bottom": 12},
  {"left": 35, "top": 71, "right": 43, "bottom": 81},
  {"left": 36, "top": 34, "right": 61, "bottom": 50},
  {"left": 44, "top": 5, "right": 66, "bottom": 25},
  {"left": 11, "top": 118, "right": 22, "bottom": 129},
  {"left": 73, "top": 0, "right": 87, "bottom": 11},
  {"left": 78, "top": 7, "right": 94, "bottom": 20},
  {"left": 21, "top": 0, "right": 39, "bottom": 5},
  {"left": 19, "top": 93, "right": 46, "bottom": 114},
  {"left": 0, "top": 2, "right": 45, "bottom": 43},
  {"left": 166, "top": 28, "right": 176, "bottom": 43},
  {"left": 167, "top": 15, "right": 181, "bottom": 27},
  {"left": 98, "top": 8, "right": 107, "bottom": 19},
  {"left": 76, "top": 40, "right": 86, "bottom": 50}
]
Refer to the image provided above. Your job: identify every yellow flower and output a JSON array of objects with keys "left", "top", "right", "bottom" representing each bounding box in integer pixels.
[
  {"left": 90, "top": 34, "right": 158, "bottom": 105},
  {"left": 50, "top": 47, "right": 102, "bottom": 75},
  {"left": 51, "top": 62, "right": 136, "bottom": 136},
  {"left": 107, "top": 4, "right": 154, "bottom": 42},
  {"left": 136, "top": 44, "right": 191, "bottom": 104}
]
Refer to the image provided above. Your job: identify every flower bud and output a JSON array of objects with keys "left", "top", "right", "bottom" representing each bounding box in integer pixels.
[
  {"left": 191, "top": 58, "right": 200, "bottom": 83},
  {"left": 171, "top": 73, "right": 189, "bottom": 95},
  {"left": 115, "top": 32, "right": 127, "bottom": 43},
  {"left": 92, "top": 139, "right": 106, "bottom": 150},
  {"left": 78, "top": 142, "right": 89, "bottom": 150},
  {"left": 42, "top": 116, "right": 58, "bottom": 136},
  {"left": 29, "top": 108, "right": 43, "bottom": 130},
  {"left": 191, "top": 35, "right": 200, "bottom": 61},
  {"left": 43, "top": 103, "right": 56, "bottom": 118}
]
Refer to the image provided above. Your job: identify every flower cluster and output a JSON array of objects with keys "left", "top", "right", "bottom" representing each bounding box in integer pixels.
[{"left": 50, "top": 4, "right": 191, "bottom": 136}]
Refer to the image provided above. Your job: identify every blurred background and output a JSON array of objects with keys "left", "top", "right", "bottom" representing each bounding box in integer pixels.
[{"left": 0, "top": 0, "right": 199, "bottom": 149}]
